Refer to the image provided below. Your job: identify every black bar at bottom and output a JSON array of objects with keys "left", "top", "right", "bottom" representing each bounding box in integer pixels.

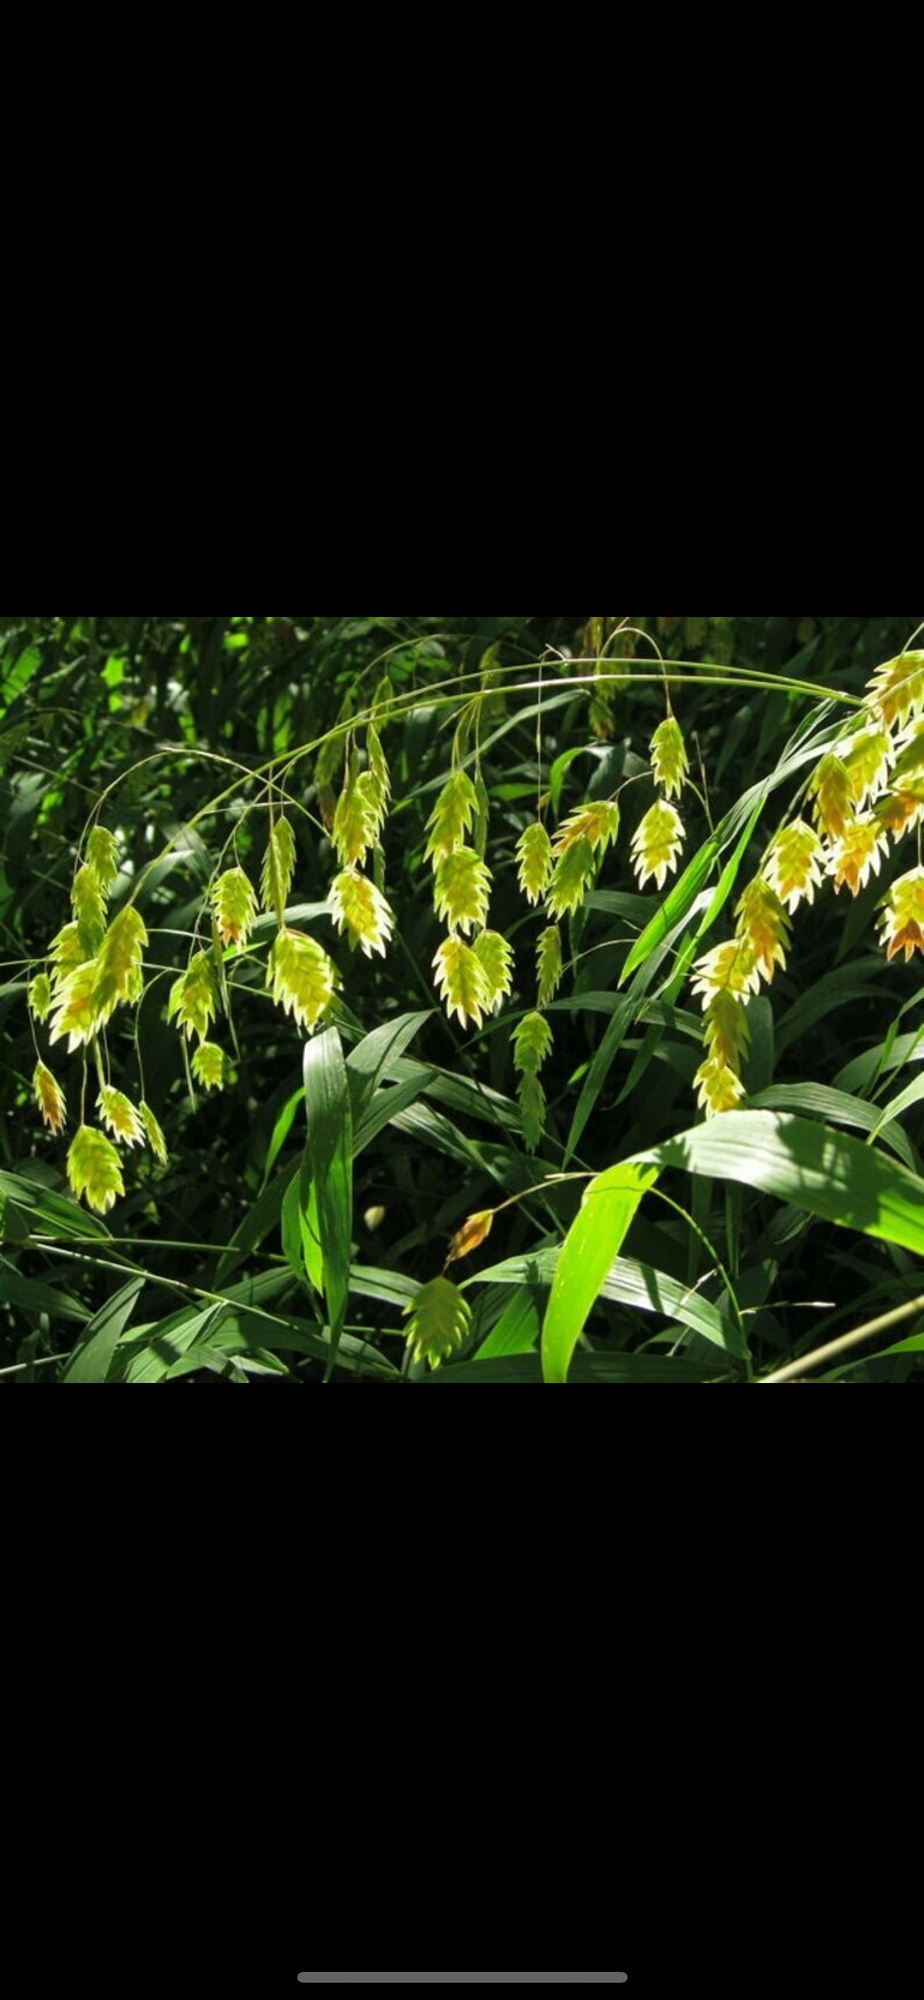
[{"left": 297, "top": 1980, "right": 628, "bottom": 1987}]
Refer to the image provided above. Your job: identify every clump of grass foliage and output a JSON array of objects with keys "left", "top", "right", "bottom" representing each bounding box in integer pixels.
[{"left": 4, "top": 613, "right": 924, "bottom": 1384}]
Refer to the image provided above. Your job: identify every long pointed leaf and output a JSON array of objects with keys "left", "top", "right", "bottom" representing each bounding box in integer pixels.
[
  {"left": 303, "top": 1028, "right": 353, "bottom": 1373},
  {"left": 542, "top": 1163, "right": 660, "bottom": 1383},
  {"left": 647, "top": 1110, "right": 924, "bottom": 1257}
]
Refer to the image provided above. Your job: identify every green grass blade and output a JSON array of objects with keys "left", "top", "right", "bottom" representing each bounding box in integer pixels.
[
  {"left": 748, "top": 1084, "right": 915, "bottom": 1168},
  {"left": 0, "top": 1262, "right": 91, "bottom": 1328},
  {"left": 869, "top": 1072, "right": 924, "bottom": 1141},
  {"left": 303, "top": 1028, "right": 353, "bottom": 1373},
  {"left": 619, "top": 836, "right": 720, "bottom": 986},
  {"left": 647, "top": 1110, "right": 924, "bottom": 1257},
  {"left": 345, "top": 1009, "right": 432, "bottom": 1118},
  {"left": 542, "top": 1162, "right": 660, "bottom": 1383}
]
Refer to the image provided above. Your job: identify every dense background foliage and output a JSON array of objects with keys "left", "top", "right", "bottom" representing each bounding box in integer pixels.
[{"left": 3, "top": 613, "right": 924, "bottom": 1384}]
